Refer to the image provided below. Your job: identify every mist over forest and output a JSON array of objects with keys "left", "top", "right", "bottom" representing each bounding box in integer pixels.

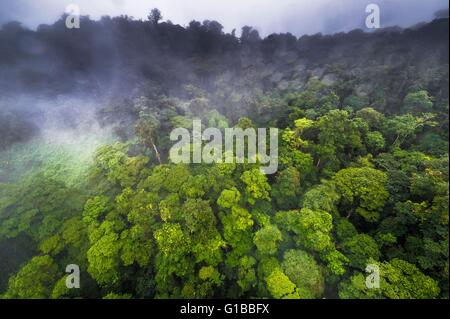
[{"left": 0, "top": 6, "right": 449, "bottom": 300}]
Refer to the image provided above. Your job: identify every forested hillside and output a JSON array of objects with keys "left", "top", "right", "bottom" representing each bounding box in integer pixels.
[{"left": 0, "top": 11, "right": 448, "bottom": 299}]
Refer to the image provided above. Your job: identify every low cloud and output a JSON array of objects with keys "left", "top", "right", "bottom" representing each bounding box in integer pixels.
[{"left": 0, "top": 0, "right": 449, "bottom": 36}]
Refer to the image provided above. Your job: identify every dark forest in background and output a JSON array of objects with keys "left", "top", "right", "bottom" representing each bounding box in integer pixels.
[{"left": 0, "top": 10, "right": 448, "bottom": 299}]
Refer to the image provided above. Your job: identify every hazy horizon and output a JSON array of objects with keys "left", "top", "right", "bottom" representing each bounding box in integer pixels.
[{"left": 0, "top": 0, "right": 448, "bottom": 36}]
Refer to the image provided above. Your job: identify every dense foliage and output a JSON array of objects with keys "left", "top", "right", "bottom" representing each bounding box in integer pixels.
[{"left": 0, "top": 11, "right": 448, "bottom": 299}]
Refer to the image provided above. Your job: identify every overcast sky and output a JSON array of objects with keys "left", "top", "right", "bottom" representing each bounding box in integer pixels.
[{"left": 0, "top": 0, "right": 448, "bottom": 36}]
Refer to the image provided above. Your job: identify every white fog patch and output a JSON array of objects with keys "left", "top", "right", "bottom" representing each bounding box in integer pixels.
[{"left": 0, "top": 96, "right": 115, "bottom": 185}]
